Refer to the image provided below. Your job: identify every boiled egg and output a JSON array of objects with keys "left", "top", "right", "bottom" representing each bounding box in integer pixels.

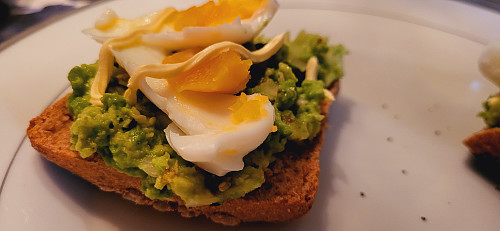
[
  {"left": 83, "top": 0, "right": 278, "bottom": 50},
  {"left": 143, "top": 78, "right": 275, "bottom": 176},
  {"left": 164, "top": 93, "right": 274, "bottom": 177},
  {"left": 137, "top": 56, "right": 276, "bottom": 176}
]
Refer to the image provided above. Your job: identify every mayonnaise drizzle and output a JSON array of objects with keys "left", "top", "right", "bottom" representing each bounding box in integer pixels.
[
  {"left": 123, "top": 33, "right": 285, "bottom": 104},
  {"left": 90, "top": 8, "right": 176, "bottom": 106},
  {"left": 89, "top": 6, "right": 284, "bottom": 106},
  {"left": 305, "top": 56, "right": 318, "bottom": 81},
  {"left": 305, "top": 56, "right": 334, "bottom": 102}
]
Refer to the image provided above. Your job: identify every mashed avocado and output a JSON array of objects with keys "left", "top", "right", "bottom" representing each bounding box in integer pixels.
[
  {"left": 68, "top": 31, "right": 346, "bottom": 206},
  {"left": 479, "top": 93, "right": 500, "bottom": 128}
]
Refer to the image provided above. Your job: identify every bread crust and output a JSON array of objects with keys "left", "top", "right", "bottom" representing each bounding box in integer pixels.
[
  {"left": 463, "top": 127, "right": 500, "bottom": 159},
  {"left": 27, "top": 81, "right": 339, "bottom": 226}
]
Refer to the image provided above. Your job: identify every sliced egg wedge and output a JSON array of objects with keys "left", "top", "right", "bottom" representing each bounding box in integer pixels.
[
  {"left": 123, "top": 33, "right": 285, "bottom": 104},
  {"left": 89, "top": 32, "right": 284, "bottom": 105},
  {"left": 83, "top": 0, "right": 278, "bottom": 50},
  {"left": 133, "top": 50, "right": 277, "bottom": 176},
  {"left": 143, "top": 78, "right": 275, "bottom": 176}
]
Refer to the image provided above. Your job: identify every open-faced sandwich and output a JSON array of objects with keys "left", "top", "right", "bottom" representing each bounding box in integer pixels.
[
  {"left": 27, "top": 0, "right": 347, "bottom": 225},
  {"left": 464, "top": 41, "right": 500, "bottom": 159}
]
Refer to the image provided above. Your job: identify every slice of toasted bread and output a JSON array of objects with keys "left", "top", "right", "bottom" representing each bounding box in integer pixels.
[
  {"left": 463, "top": 127, "right": 500, "bottom": 159},
  {"left": 26, "top": 81, "right": 339, "bottom": 226}
]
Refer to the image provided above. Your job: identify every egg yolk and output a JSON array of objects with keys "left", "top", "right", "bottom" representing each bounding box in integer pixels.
[
  {"left": 162, "top": 47, "right": 204, "bottom": 64},
  {"left": 167, "top": 50, "right": 252, "bottom": 94},
  {"left": 229, "top": 93, "right": 269, "bottom": 124},
  {"left": 171, "top": 0, "right": 266, "bottom": 31}
]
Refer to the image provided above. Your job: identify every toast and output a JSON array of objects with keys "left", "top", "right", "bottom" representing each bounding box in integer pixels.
[
  {"left": 463, "top": 127, "right": 500, "bottom": 159},
  {"left": 27, "top": 81, "right": 340, "bottom": 226}
]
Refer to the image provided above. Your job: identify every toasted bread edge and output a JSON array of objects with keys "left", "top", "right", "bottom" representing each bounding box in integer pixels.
[{"left": 463, "top": 127, "right": 500, "bottom": 158}]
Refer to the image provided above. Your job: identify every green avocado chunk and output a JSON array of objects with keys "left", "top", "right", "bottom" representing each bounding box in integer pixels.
[
  {"left": 285, "top": 31, "right": 348, "bottom": 87},
  {"left": 479, "top": 93, "right": 500, "bottom": 128},
  {"left": 67, "top": 31, "right": 346, "bottom": 207}
]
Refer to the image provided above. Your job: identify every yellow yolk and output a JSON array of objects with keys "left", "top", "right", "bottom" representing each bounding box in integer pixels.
[
  {"left": 162, "top": 47, "right": 204, "bottom": 64},
  {"left": 167, "top": 50, "right": 252, "bottom": 94},
  {"left": 229, "top": 93, "right": 269, "bottom": 124},
  {"left": 171, "top": 0, "right": 266, "bottom": 31},
  {"left": 271, "top": 125, "right": 277, "bottom": 132}
]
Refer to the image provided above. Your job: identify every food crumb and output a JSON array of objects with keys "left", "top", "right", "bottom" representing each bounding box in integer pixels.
[
  {"left": 421, "top": 216, "right": 427, "bottom": 222},
  {"left": 401, "top": 169, "right": 407, "bottom": 175},
  {"left": 434, "top": 130, "right": 442, "bottom": 136},
  {"left": 360, "top": 192, "right": 365, "bottom": 198},
  {"left": 387, "top": 137, "right": 394, "bottom": 142}
]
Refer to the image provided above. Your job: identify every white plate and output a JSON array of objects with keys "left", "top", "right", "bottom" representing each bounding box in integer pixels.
[{"left": 1, "top": 0, "right": 500, "bottom": 230}]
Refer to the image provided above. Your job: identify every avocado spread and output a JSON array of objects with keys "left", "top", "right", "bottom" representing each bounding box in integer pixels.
[
  {"left": 479, "top": 93, "right": 500, "bottom": 128},
  {"left": 68, "top": 31, "right": 347, "bottom": 207}
]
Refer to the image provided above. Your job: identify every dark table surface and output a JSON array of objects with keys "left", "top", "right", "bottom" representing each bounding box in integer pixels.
[{"left": 0, "top": 0, "right": 103, "bottom": 45}]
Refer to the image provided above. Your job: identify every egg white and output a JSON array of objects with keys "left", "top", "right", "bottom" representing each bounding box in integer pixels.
[
  {"left": 142, "top": 0, "right": 278, "bottom": 50},
  {"left": 83, "top": 0, "right": 278, "bottom": 50},
  {"left": 112, "top": 45, "right": 166, "bottom": 74},
  {"left": 140, "top": 78, "right": 274, "bottom": 176},
  {"left": 83, "top": 9, "right": 168, "bottom": 44},
  {"left": 162, "top": 92, "right": 274, "bottom": 176}
]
